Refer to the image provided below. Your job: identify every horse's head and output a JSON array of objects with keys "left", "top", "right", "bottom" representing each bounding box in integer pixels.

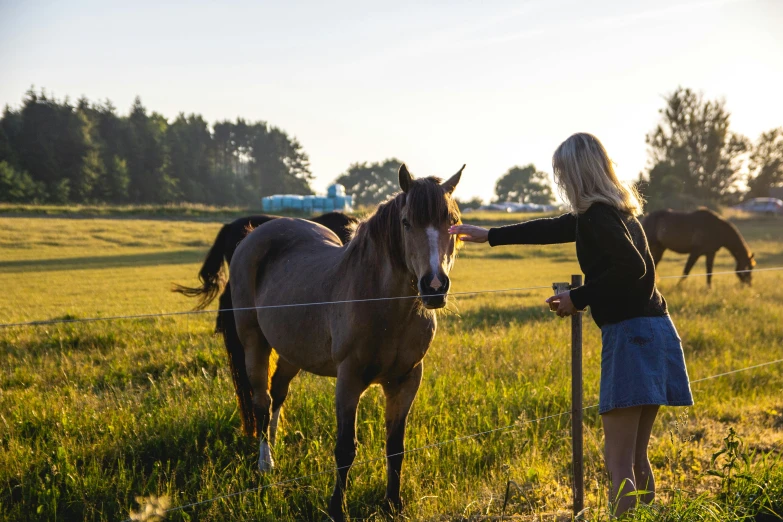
[
  {"left": 398, "top": 163, "right": 463, "bottom": 309},
  {"left": 736, "top": 252, "right": 755, "bottom": 285}
]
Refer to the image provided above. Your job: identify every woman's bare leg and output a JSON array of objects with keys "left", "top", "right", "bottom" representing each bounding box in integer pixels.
[
  {"left": 633, "top": 405, "right": 659, "bottom": 504},
  {"left": 602, "top": 406, "right": 642, "bottom": 516}
]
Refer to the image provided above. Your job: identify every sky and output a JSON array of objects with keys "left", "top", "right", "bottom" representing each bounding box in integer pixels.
[{"left": 1, "top": 0, "right": 782, "bottom": 202}]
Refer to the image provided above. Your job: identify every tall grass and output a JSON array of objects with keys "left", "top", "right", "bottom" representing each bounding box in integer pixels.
[{"left": 1, "top": 211, "right": 782, "bottom": 521}]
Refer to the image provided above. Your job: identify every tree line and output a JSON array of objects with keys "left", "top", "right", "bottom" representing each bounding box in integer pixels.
[
  {"left": 0, "top": 90, "right": 312, "bottom": 205},
  {"left": 1, "top": 87, "right": 780, "bottom": 209}
]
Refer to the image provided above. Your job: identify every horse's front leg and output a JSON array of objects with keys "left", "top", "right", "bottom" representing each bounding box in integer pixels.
[
  {"left": 381, "top": 362, "right": 423, "bottom": 513},
  {"left": 679, "top": 252, "right": 701, "bottom": 285},
  {"left": 328, "top": 366, "right": 368, "bottom": 522},
  {"left": 705, "top": 251, "right": 716, "bottom": 288}
]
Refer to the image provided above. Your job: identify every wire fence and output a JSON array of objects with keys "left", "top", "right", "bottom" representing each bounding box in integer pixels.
[
  {"left": 3, "top": 266, "right": 783, "bottom": 329},
  {"left": 124, "top": 355, "right": 783, "bottom": 521}
]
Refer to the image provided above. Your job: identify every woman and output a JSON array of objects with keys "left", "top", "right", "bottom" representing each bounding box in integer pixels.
[{"left": 449, "top": 133, "right": 693, "bottom": 515}]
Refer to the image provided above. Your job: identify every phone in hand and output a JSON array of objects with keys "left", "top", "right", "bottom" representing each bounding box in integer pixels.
[{"left": 550, "top": 282, "right": 570, "bottom": 313}]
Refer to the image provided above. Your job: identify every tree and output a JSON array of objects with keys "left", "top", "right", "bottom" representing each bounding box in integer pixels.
[
  {"left": 0, "top": 106, "right": 20, "bottom": 166},
  {"left": 747, "top": 128, "right": 783, "bottom": 198},
  {"left": 494, "top": 164, "right": 554, "bottom": 204},
  {"left": 249, "top": 124, "right": 313, "bottom": 197},
  {"left": 165, "top": 113, "right": 215, "bottom": 202},
  {"left": 90, "top": 101, "right": 129, "bottom": 202},
  {"left": 0, "top": 161, "right": 45, "bottom": 202},
  {"left": 125, "top": 97, "right": 176, "bottom": 203},
  {"left": 210, "top": 119, "right": 255, "bottom": 205},
  {"left": 334, "top": 158, "right": 403, "bottom": 207},
  {"left": 645, "top": 87, "right": 748, "bottom": 208},
  {"left": 11, "top": 90, "right": 100, "bottom": 203},
  {"left": 456, "top": 196, "right": 483, "bottom": 211}
]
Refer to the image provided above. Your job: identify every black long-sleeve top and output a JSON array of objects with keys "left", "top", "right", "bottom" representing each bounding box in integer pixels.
[{"left": 487, "top": 202, "right": 667, "bottom": 327}]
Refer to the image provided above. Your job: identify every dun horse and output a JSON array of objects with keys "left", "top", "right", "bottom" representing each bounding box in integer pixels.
[
  {"left": 229, "top": 164, "right": 464, "bottom": 521},
  {"left": 642, "top": 208, "right": 755, "bottom": 286}
]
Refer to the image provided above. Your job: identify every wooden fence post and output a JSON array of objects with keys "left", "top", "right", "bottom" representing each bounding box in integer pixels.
[{"left": 571, "top": 274, "right": 584, "bottom": 517}]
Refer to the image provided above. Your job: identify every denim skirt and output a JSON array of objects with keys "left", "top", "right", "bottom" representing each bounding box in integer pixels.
[{"left": 599, "top": 315, "right": 693, "bottom": 414}]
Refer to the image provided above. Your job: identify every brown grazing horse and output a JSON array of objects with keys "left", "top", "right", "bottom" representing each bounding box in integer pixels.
[
  {"left": 642, "top": 208, "right": 755, "bottom": 286},
  {"left": 229, "top": 164, "right": 463, "bottom": 521}
]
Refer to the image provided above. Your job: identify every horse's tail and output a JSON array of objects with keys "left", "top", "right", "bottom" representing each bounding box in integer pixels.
[
  {"left": 172, "top": 223, "right": 231, "bottom": 310},
  {"left": 218, "top": 283, "right": 256, "bottom": 437}
]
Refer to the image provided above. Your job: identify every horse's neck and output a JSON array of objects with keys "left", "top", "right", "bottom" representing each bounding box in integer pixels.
[
  {"left": 341, "top": 235, "right": 417, "bottom": 299},
  {"left": 721, "top": 223, "right": 750, "bottom": 261}
]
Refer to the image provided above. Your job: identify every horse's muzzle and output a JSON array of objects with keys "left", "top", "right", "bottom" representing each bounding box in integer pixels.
[{"left": 419, "top": 273, "right": 450, "bottom": 309}]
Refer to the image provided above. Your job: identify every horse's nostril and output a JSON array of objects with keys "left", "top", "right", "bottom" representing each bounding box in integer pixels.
[
  {"left": 420, "top": 274, "right": 449, "bottom": 295},
  {"left": 442, "top": 276, "right": 450, "bottom": 291}
]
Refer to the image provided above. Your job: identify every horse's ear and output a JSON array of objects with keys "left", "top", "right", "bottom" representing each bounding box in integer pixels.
[
  {"left": 442, "top": 164, "right": 465, "bottom": 195},
  {"left": 399, "top": 164, "right": 412, "bottom": 193}
]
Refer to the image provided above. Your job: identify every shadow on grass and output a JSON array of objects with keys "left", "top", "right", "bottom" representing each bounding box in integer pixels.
[{"left": 0, "top": 249, "right": 204, "bottom": 273}]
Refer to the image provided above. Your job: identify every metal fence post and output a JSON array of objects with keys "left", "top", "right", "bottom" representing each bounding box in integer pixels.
[{"left": 571, "top": 274, "right": 584, "bottom": 517}]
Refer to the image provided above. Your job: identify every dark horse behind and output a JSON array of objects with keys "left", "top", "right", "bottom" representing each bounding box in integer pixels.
[
  {"left": 174, "top": 211, "right": 357, "bottom": 309},
  {"left": 642, "top": 208, "right": 755, "bottom": 286}
]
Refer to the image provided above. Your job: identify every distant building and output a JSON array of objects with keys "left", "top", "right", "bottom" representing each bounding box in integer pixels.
[{"left": 261, "top": 183, "right": 354, "bottom": 213}]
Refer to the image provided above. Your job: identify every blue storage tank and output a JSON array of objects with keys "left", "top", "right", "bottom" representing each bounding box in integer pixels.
[
  {"left": 290, "top": 196, "right": 304, "bottom": 210},
  {"left": 327, "top": 183, "right": 346, "bottom": 198},
  {"left": 261, "top": 188, "right": 353, "bottom": 213},
  {"left": 302, "top": 195, "right": 314, "bottom": 213}
]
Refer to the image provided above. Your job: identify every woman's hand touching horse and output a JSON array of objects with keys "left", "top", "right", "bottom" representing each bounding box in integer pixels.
[{"left": 449, "top": 224, "right": 489, "bottom": 243}]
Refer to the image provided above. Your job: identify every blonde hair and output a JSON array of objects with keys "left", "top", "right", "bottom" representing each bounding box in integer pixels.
[{"left": 552, "top": 132, "right": 644, "bottom": 216}]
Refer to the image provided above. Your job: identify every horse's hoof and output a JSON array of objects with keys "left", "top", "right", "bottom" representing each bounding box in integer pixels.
[
  {"left": 258, "top": 441, "right": 275, "bottom": 473},
  {"left": 258, "top": 458, "right": 274, "bottom": 473}
]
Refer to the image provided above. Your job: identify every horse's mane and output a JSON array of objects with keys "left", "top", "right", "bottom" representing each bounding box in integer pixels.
[{"left": 347, "top": 176, "right": 461, "bottom": 269}]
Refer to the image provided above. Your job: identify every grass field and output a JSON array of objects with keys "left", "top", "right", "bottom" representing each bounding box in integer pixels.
[{"left": 1, "top": 209, "right": 782, "bottom": 521}]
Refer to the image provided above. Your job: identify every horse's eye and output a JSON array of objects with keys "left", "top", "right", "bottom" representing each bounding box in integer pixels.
[{"left": 402, "top": 218, "right": 411, "bottom": 230}]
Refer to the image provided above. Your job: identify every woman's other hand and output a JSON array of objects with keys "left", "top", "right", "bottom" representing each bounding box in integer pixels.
[
  {"left": 546, "top": 291, "right": 578, "bottom": 317},
  {"left": 449, "top": 224, "right": 489, "bottom": 243}
]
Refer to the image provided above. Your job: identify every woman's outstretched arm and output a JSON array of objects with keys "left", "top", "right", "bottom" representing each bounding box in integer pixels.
[{"left": 450, "top": 213, "right": 577, "bottom": 246}]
